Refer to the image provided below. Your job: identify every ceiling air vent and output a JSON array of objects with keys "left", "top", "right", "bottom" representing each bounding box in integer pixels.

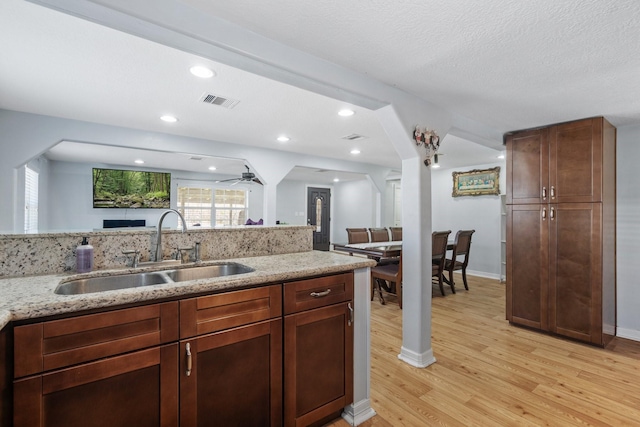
[
  {"left": 341, "top": 133, "right": 367, "bottom": 141},
  {"left": 199, "top": 92, "right": 240, "bottom": 109}
]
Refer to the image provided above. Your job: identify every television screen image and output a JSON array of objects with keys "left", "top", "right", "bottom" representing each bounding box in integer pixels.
[{"left": 93, "top": 168, "right": 171, "bottom": 209}]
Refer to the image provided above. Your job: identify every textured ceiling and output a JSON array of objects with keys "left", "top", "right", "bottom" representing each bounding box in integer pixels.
[{"left": 187, "top": 0, "right": 640, "bottom": 131}]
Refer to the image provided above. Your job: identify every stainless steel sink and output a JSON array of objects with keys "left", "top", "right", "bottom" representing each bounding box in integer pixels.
[
  {"left": 54, "top": 263, "right": 255, "bottom": 295},
  {"left": 54, "top": 271, "right": 170, "bottom": 295},
  {"left": 162, "top": 263, "right": 254, "bottom": 282}
]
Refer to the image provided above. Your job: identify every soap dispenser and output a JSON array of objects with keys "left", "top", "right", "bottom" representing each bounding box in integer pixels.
[{"left": 76, "top": 237, "right": 94, "bottom": 273}]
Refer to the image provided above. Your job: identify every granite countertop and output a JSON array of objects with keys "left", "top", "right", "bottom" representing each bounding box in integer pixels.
[{"left": 0, "top": 251, "right": 376, "bottom": 330}]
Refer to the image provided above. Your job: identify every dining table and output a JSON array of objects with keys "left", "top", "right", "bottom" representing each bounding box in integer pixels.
[
  {"left": 333, "top": 240, "right": 455, "bottom": 260},
  {"left": 332, "top": 241, "right": 403, "bottom": 258}
]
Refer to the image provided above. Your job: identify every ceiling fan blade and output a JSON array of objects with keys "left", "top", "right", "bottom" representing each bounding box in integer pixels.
[
  {"left": 252, "top": 178, "right": 263, "bottom": 185},
  {"left": 215, "top": 178, "right": 240, "bottom": 183}
]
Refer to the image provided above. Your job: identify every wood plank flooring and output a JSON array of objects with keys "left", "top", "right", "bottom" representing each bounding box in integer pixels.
[{"left": 329, "top": 275, "right": 640, "bottom": 426}]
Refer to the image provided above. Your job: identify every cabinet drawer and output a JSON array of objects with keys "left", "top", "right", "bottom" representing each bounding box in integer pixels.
[
  {"left": 284, "top": 273, "right": 353, "bottom": 315},
  {"left": 14, "top": 302, "right": 179, "bottom": 378},
  {"left": 180, "top": 284, "right": 282, "bottom": 338}
]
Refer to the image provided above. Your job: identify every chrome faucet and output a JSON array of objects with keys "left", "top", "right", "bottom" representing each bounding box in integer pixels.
[{"left": 155, "top": 209, "right": 188, "bottom": 262}]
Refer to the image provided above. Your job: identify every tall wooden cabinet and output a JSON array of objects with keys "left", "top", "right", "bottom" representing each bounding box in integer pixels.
[{"left": 506, "top": 117, "right": 616, "bottom": 346}]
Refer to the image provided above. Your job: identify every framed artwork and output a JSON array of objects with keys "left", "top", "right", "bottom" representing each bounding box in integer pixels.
[{"left": 452, "top": 167, "right": 500, "bottom": 197}]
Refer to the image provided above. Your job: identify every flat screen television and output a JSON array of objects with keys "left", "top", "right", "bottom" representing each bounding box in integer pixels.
[{"left": 93, "top": 168, "right": 171, "bottom": 209}]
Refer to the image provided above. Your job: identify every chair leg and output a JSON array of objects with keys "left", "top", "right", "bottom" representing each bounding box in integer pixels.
[
  {"left": 462, "top": 269, "right": 469, "bottom": 290},
  {"left": 375, "top": 278, "right": 386, "bottom": 305},
  {"left": 438, "top": 275, "right": 445, "bottom": 296}
]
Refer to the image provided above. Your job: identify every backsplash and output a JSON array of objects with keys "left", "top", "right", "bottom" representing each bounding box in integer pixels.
[{"left": 0, "top": 226, "right": 314, "bottom": 277}]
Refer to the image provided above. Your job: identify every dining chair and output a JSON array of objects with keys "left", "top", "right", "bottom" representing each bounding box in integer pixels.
[
  {"left": 346, "top": 228, "right": 369, "bottom": 244},
  {"left": 444, "top": 229, "right": 476, "bottom": 291},
  {"left": 368, "top": 227, "right": 390, "bottom": 242},
  {"left": 371, "top": 253, "right": 402, "bottom": 308},
  {"left": 389, "top": 227, "right": 402, "bottom": 241},
  {"left": 432, "top": 230, "right": 452, "bottom": 296}
]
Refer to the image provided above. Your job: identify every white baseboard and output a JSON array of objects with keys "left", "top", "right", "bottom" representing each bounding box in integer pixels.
[
  {"left": 466, "top": 269, "right": 501, "bottom": 281},
  {"left": 616, "top": 327, "right": 640, "bottom": 342},
  {"left": 398, "top": 346, "right": 436, "bottom": 368},
  {"left": 342, "top": 399, "right": 376, "bottom": 426}
]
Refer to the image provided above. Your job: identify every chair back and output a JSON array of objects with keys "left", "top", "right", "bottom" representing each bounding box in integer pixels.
[
  {"left": 346, "top": 228, "right": 369, "bottom": 244},
  {"left": 432, "top": 230, "right": 451, "bottom": 265},
  {"left": 369, "top": 228, "right": 390, "bottom": 242},
  {"left": 452, "top": 229, "right": 475, "bottom": 265},
  {"left": 389, "top": 227, "right": 402, "bottom": 241}
]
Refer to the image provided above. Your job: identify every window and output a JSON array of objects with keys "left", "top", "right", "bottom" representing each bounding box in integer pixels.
[
  {"left": 215, "top": 188, "right": 248, "bottom": 226},
  {"left": 24, "top": 166, "right": 39, "bottom": 233},
  {"left": 177, "top": 187, "right": 212, "bottom": 227},
  {"left": 177, "top": 185, "right": 248, "bottom": 227}
]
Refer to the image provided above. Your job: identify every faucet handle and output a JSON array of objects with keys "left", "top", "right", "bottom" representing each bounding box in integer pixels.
[{"left": 122, "top": 249, "right": 141, "bottom": 268}]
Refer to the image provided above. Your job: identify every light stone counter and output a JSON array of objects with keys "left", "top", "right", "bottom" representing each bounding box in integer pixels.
[{"left": 0, "top": 250, "right": 376, "bottom": 329}]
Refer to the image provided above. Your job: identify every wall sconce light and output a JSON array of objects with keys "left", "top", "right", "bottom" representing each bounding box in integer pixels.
[{"left": 413, "top": 126, "right": 441, "bottom": 167}]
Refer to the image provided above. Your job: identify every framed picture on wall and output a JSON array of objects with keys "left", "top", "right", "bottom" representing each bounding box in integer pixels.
[{"left": 452, "top": 167, "right": 500, "bottom": 197}]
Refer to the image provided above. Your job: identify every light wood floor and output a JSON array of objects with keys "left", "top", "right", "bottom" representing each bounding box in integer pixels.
[{"left": 330, "top": 275, "right": 640, "bottom": 426}]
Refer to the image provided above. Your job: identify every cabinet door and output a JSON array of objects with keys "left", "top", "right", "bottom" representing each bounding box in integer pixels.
[
  {"left": 506, "top": 205, "right": 549, "bottom": 330},
  {"left": 14, "top": 344, "right": 179, "bottom": 427},
  {"left": 180, "top": 319, "right": 282, "bottom": 427},
  {"left": 506, "top": 128, "right": 549, "bottom": 205},
  {"left": 549, "top": 203, "right": 603, "bottom": 344},
  {"left": 549, "top": 118, "right": 603, "bottom": 203},
  {"left": 284, "top": 302, "right": 354, "bottom": 427}
]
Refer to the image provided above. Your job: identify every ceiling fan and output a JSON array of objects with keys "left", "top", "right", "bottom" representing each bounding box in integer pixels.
[{"left": 215, "top": 165, "right": 263, "bottom": 185}]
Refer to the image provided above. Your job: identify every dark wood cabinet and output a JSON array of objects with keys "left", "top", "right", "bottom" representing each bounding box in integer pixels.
[
  {"left": 179, "top": 285, "right": 282, "bottom": 426},
  {"left": 506, "top": 117, "right": 616, "bottom": 346},
  {"left": 283, "top": 273, "right": 354, "bottom": 427},
  {"left": 14, "top": 343, "right": 179, "bottom": 427},
  {"left": 10, "top": 273, "right": 355, "bottom": 426},
  {"left": 0, "top": 325, "right": 11, "bottom": 427}
]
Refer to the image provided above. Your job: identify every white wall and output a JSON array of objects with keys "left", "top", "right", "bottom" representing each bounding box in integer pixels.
[
  {"left": 332, "top": 179, "right": 376, "bottom": 244},
  {"left": 276, "top": 180, "right": 308, "bottom": 226},
  {"left": 431, "top": 162, "right": 506, "bottom": 279},
  {"left": 615, "top": 124, "right": 640, "bottom": 341},
  {"left": 46, "top": 160, "right": 264, "bottom": 231}
]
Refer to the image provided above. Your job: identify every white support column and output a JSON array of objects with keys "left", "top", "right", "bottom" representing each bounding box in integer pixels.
[
  {"left": 342, "top": 267, "right": 376, "bottom": 426},
  {"left": 398, "top": 157, "right": 435, "bottom": 367}
]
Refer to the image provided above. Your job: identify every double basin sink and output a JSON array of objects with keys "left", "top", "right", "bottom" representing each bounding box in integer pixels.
[{"left": 55, "top": 263, "right": 255, "bottom": 295}]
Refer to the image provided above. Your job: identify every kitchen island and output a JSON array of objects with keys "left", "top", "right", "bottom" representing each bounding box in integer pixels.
[{"left": 0, "top": 250, "right": 377, "bottom": 426}]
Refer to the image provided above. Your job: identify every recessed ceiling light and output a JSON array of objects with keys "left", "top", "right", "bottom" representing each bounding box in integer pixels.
[
  {"left": 350, "top": 149, "right": 361, "bottom": 155},
  {"left": 333, "top": 178, "right": 340, "bottom": 182},
  {"left": 160, "top": 115, "right": 178, "bottom": 123},
  {"left": 277, "top": 135, "right": 290, "bottom": 142},
  {"left": 497, "top": 154, "right": 505, "bottom": 159},
  {"left": 338, "top": 109, "right": 355, "bottom": 117},
  {"left": 189, "top": 66, "right": 215, "bottom": 78},
  {"left": 208, "top": 166, "right": 217, "bottom": 171},
  {"left": 134, "top": 159, "right": 144, "bottom": 164},
  {"left": 432, "top": 164, "right": 441, "bottom": 169}
]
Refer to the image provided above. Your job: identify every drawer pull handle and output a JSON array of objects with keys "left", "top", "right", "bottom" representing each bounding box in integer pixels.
[
  {"left": 310, "top": 289, "right": 331, "bottom": 298},
  {"left": 550, "top": 207, "right": 555, "bottom": 220},
  {"left": 185, "top": 343, "right": 192, "bottom": 377},
  {"left": 542, "top": 187, "right": 547, "bottom": 200},
  {"left": 348, "top": 302, "right": 354, "bottom": 326},
  {"left": 550, "top": 186, "right": 556, "bottom": 199},
  {"left": 542, "top": 208, "right": 547, "bottom": 220}
]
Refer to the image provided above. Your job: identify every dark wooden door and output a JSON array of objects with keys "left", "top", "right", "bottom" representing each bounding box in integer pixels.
[
  {"left": 506, "top": 204, "right": 549, "bottom": 330},
  {"left": 284, "top": 302, "right": 353, "bottom": 427},
  {"left": 180, "top": 319, "right": 283, "bottom": 427},
  {"left": 548, "top": 203, "right": 603, "bottom": 344},
  {"left": 506, "top": 128, "right": 549, "bottom": 205},
  {"left": 13, "top": 344, "right": 179, "bottom": 427},
  {"left": 307, "top": 187, "right": 331, "bottom": 251},
  {"left": 549, "top": 118, "right": 603, "bottom": 203}
]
